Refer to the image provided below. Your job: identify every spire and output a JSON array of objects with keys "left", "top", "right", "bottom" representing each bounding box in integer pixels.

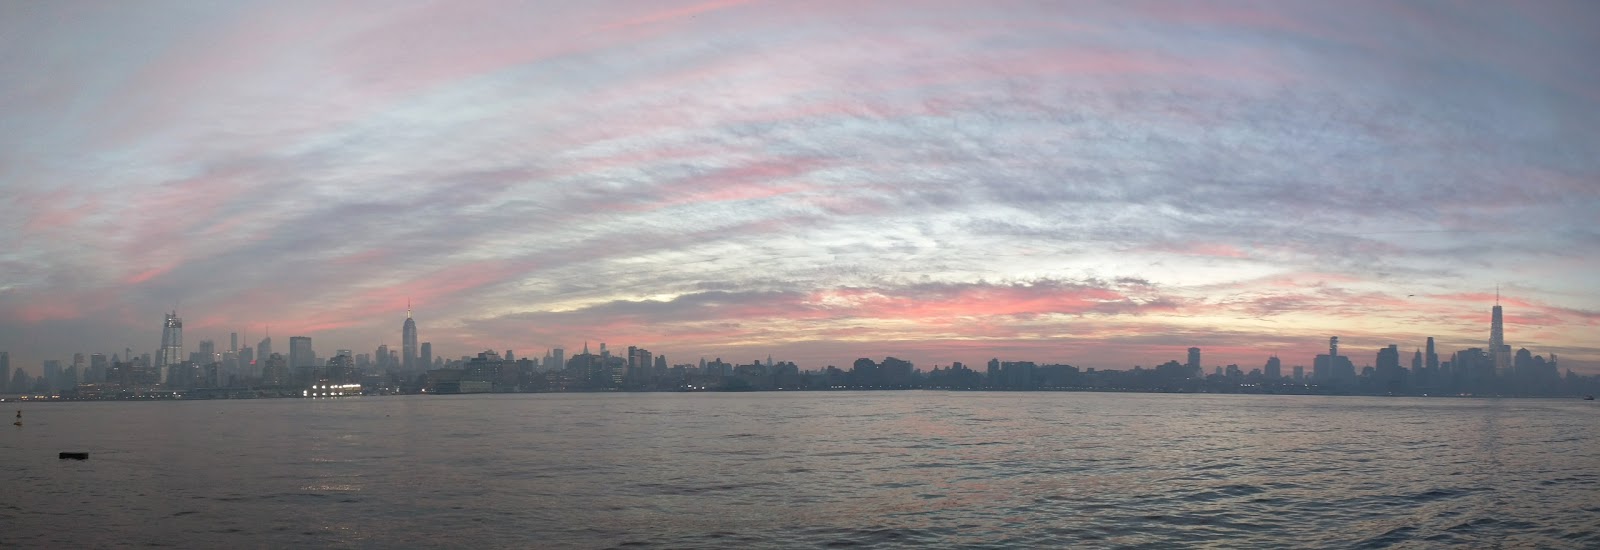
[
  {"left": 583, "top": 341, "right": 590, "bottom": 354},
  {"left": 407, "top": 298, "right": 412, "bottom": 319}
]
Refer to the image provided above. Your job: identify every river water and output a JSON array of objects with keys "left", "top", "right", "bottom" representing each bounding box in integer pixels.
[{"left": 2, "top": 392, "right": 1596, "bottom": 548}]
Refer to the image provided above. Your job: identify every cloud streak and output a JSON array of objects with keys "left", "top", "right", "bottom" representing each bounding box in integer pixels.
[{"left": 1, "top": 1, "right": 1597, "bottom": 373}]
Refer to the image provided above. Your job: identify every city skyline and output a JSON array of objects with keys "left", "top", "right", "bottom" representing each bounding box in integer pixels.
[
  {"left": 0, "top": 291, "right": 1585, "bottom": 399},
  {"left": 0, "top": 295, "right": 1579, "bottom": 385},
  {"left": 2, "top": 2, "right": 1598, "bottom": 373}
]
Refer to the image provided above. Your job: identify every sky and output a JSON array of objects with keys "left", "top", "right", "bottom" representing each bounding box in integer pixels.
[{"left": 2, "top": 0, "right": 1598, "bottom": 374}]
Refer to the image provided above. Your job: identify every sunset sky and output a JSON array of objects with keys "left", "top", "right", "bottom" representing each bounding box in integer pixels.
[{"left": 2, "top": 1, "right": 1597, "bottom": 373}]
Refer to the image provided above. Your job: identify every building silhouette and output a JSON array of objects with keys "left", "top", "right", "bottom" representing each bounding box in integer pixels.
[
  {"left": 289, "top": 336, "right": 314, "bottom": 372},
  {"left": 157, "top": 311, "right": 184, "bottom": 370},
  {"left": 258, "top": 331, "right": 272, "bottom": 364},
  {"left": 402, "top": 304, "right": 418, "bottom": 373},
  {"left": 1489, "top": 295, "right": 1511, "bottom": 375}
]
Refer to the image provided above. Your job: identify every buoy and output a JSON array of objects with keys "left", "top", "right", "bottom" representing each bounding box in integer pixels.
[{"left": 59, "top": 452, "right": 89, "bottom": 460}]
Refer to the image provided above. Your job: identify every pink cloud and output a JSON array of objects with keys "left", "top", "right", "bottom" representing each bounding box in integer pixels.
[
  {"left": 813, "top": 283, "right": 1135, "bottom": 320},
  {"left": 19, "top": 189, "right": 102, "bottom": 235},
  {"left": 600, "top": 0, "right": 755, "bottom": 32}
]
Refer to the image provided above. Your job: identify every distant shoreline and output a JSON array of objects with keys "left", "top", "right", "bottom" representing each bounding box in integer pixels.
[{"left": 5, "top": 386, "right": 1591, "bottom": 403}]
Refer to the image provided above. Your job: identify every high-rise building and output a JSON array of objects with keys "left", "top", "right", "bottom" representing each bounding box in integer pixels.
[
  {"left": 1489, "top": 294, "right": 1510, "bottom": 375},
  {"left": 197, "top": 340, "right": 217, "bottom": 364},
  {"left": 230, "top": 332, "right": 238, "bottom": 353},
  {"left": 1313, "top": 337, "right": 1355, "bottom": 381},
  {"left": 261, "top": 353, "right": 290, "bottom": 386},
  {"left": 9, "top": 367, "right": 29, "bottom": 393},
  {"left": 626, "top": 346, "right": 653, "bottom": 385},
  {"left": 420, "top": 342, "right": 432, "bottom": 370},
  {"left": 1376, "top": 345, "right": 1402, "bottom": 385},
  {"left": 1186, "top": 347, "right": 1201, "bottom": 373},
  {"left": 1292, "top": 365, "right": 1304, "bottom": 381},
  {"left": 157, "top": 311, "right": 184, "bottom": 369},
  {"left": 1264, "top": 355, "right": 1281, "bottom": 379},
  {"left": 90, "top": 353, "right": 108, "bottom": 383},
  {"left": 0, "top": 351, "right": 10, "bottom": 392},
  {"left": 1425, "top": 337, "right": 1438, "bottom": 371},
  {"left": 258, "top": 333, "right": 272, "bottom": 363},
  {"left": 327, "top": 351, "right": 356, "bottom": 384},
  {"left": 43, "top": 360, "right": 63, "bottom": 391},
  {"left": 289, "top": 337, "right": 314, "bottom": 369},
  {"left": 402, "top": 304, "right": 418, "bottom": 372}
]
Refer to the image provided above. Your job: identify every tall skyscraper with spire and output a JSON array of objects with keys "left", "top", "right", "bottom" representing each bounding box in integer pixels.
[
  {"left": 402, "top": 302, "right": 418, "bottom": 373},
  {"left": 157, "top": 311, "right": 184, "bottom": 369},
  {"left": 1490, "top": 288, "right": 1509, "bottom": 375}
]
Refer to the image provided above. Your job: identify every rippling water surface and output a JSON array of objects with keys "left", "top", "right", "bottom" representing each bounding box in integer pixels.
[{"left": 3, "top": 393, "right": 1597, "bottom": 548}]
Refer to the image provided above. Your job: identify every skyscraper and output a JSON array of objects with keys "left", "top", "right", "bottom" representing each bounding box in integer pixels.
[
  {"left": 1376, "top": 345, "right": 1401, "bottom": 377},
  {"left": 43, "top": 359, "right": 63, "bottom": 391},
  {"left": 1186, "top": 347, "right": 1201, "bottom": 374},
  {"left": 1425, "top": 337, "right": 1438, "bottom": 371},
  {"left": 258, "top": 334, "right": 272, "bottom": 363},
  {"left": 90, "top": 353, "right": 107, "bottom": 383},
  {"left": 157, "top": 311, "right": 184, "bottom": 369},
  {"left": 0, "top": 351, "right": 9, "bottom": 392},
  {"left": 289, "top": 336, "right": 314, "bottom": 369},
  {"left": 402, "top": 304, "right": 418, "bottom": 372},
  {"left": 420, "top": 342, "right": 432, "bottom": 370},
  {"left": 1489, "top": 294, "right": 1510, "bottom": 375},
  {"left": 1314, "top": 337, "right": 1354, "bottom": 381},
  {"left": 1264, "top": 355, "right": 1281, "bottom": 379},
  {"left": 197, "top": 339, "right": 216, "bottom": 364}
]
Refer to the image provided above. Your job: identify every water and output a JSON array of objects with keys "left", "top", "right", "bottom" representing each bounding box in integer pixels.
[{"left": 3, "top": 392, "right": 1596, "bottom": 548}]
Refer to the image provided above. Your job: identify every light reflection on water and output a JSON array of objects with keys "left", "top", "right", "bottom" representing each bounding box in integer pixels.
[{"left": 2, "top": 392, "right": 1596, "bottom": 548}]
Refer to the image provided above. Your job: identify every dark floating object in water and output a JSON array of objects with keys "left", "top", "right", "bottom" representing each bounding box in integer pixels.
[
  {"left": 1585, "top": 395, "right": 1595, "bottom": 401},
  {"left": 59, "top": 452, "right": 89, "bottom": 460}
]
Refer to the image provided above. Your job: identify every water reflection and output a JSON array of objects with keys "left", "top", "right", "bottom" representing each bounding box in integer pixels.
[{"left": 2, "top": 393, "right": 1595, "bottom": 548}]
